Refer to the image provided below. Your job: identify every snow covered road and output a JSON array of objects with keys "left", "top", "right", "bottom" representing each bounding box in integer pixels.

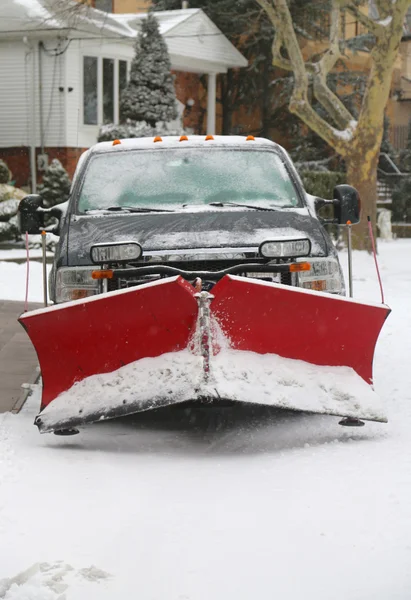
[{"left": 1, "top": 240, "right": 411, "bottom": 600}]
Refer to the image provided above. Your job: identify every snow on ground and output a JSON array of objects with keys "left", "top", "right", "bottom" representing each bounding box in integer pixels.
[
  {"left": 1, "top": 240, "right": 411, "bottom": 599},
  {"left": 0, "top": 261, "right": 51, "bottom": 302},
  {"left": 0, "top": 249, "right": 54, "bottom": 260}
]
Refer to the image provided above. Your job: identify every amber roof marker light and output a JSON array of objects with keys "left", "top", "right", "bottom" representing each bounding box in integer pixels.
[
  {"left": 246, "top": 135, "right": 255, "bottom": 141},
  {"left": 153, "top": 136, "right": 162, "bottom": 143},
  {"left": 112, "top": 139, "right": 121, "bottom": 146},
  {"left": 205, "top": 135, "right": 214, "bottom": 141}
]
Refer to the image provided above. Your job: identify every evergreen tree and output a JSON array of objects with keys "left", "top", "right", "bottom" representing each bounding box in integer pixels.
[
  {"left": 38, "top": 159, "right": 71, "bottom": 208},
  {"left": 120, "top": 14, "right": 177, "bottom": 126}
]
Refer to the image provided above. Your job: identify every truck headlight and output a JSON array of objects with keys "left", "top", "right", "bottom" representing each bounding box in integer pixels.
[
  {"left": 56, "top": 267, "right": 98, "bottom": 303},
  {"left": 260, "top": 238, "right": 311, "bottom": 258},
  {"left": 90, "top": 241, "right": 142, "bottom": 264},
  {"left": 296, "top": 257, "right": 344, "bottom": 294}
]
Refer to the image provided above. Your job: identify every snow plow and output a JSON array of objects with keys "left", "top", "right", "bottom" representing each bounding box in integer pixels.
[{"left": 17, "top": 135, "right": 390, "bottom": 433}]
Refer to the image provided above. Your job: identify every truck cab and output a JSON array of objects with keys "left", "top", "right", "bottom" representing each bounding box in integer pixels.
[{"left": 19, "top": 135, "right": 360, "bottom": 303}]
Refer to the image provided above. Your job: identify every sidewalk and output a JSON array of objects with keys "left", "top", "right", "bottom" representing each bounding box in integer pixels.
[{"left": 0, "top": 300, "right": 41, "bottom": 412}]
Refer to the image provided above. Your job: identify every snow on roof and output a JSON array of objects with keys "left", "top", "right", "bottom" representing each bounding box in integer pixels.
[
  {"left": 113, "top": 9, "right": 200, "bottom": 36},
  {"left": 112, "top": 9, "right": 248, "bottom": 70},
  {"left": 0, "top": 2, "right": 246, "bottom": 71},
  {"left": 0, "top": 0, "right": 133, "bottom": 38}
]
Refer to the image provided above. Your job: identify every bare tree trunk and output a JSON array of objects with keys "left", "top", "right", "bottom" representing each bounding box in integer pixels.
[
  {"left": 255, "top": 0, "right": 411, "bottom": 249},
  {"left": 345, "top": 149, "right": 379, "bottom": 251},
  {"left": 261, "top": 55, "right": 270, "bottom": 137}
]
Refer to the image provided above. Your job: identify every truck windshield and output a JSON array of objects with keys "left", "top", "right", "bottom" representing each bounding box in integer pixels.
[{"left": 77, "top": 147, "right": 302, "bottom": 212}]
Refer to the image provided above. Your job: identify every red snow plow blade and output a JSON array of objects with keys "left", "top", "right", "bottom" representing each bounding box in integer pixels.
[{"left": 19, "top": 275, "right": 390, "bottom": 433}]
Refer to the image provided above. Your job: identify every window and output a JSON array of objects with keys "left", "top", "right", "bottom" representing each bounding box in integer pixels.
[
  {"left": 78, "top": 149, "right": 302, "bottom": 212},
  {"left": 83, "top": 57, "right": 128, "bottom": 126},
  {"left": 93, "top": 0, "right": 113, "bottom": 12},
  {"left": 83, "top": 56, "right": 98, "bottom": 125},
  {"left": 103, "top": 58, "right": 114, "bottom": 124}
]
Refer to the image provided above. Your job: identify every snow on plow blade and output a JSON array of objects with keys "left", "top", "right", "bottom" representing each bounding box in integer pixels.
[{"left": 18, "top": 275, "right": 390, "bottom": 433}]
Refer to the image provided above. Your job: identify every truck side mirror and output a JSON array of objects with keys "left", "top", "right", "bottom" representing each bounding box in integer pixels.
[
  {"left": 18, "top": 194, "right": 44, "bottom": 234},
  {"left": 333, "top": 185, "right": 361, "bottom": 225}
]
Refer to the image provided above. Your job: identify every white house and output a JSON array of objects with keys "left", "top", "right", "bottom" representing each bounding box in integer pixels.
[{"left": 0, "top": 0, "right": 247, "bottom": 191}]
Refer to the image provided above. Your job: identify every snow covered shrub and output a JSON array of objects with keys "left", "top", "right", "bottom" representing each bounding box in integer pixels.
[
  {"left": 300, "top": 171, "right": 346, "bottom": 200},
  {"left": 154, "top": 120, "right": 186, "bottom": 137},
  {"left": 0, "top": 200, "right": 20, "bottom": 242},
  {"left": 38, "top": 159, "right": 71, "bottom": 209},
  {"left": 26, "top": 232, "right": 59, "bottom": 251},
  {"left": 0, "top": 159, "right": 27, "bottom": 242},
  {"left": 98, "top": 119, "right": 185, "bottom": 143},
  {"left": 0, "top": 159, "right": 11, "bottom": 184},
  {"left": 300, "top": 171, "right": 346, "bottom": 244},
  {"left": 391, "top": 179, "right": 411, "bottom": 223},
  {"left": 120, "top": 13, "right": 177, "bottom": 126},
  {"left": 391, "top": 121, "right": 411, "bottom": 223},
  {"left": 98, "top": 120, "right": 153, "bottom": 142}
]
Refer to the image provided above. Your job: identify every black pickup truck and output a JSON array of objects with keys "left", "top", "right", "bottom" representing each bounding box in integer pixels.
[{"left": 18, "top": 135, "right": 359, "bottom": 302}]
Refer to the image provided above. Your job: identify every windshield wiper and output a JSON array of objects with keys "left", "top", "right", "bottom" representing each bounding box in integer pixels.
[
  {"left": 86, "top": 206, "right": 175, "bottom": 214},
  {"left": 208, "top": 202, "right": 284, "bottom": 212}
]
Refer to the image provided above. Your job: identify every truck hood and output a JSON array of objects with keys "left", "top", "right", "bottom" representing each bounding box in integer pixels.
[{"left": 66, "top": 208, "right": 329, "bottom": 265}]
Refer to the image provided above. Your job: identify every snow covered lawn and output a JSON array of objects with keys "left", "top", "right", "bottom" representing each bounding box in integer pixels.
[
  {"left": 0, "top": 260, "right": 51, "bottom": 302},
  {"left": 0, "top": 240, "right": 411, "bottom": 600}
]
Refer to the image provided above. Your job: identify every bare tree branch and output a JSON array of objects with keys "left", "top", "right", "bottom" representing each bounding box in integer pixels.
[
  {"left": 375, "top": 0, "right": 398, "bottom": 19},
  {"left": 271, "top": 33, "right": 294, "bottom": 71},
  {"left": 257, "top": 0, "right": 411, "bottom": 248},
  {"left": 338, "top": 0, "right": 385, "bottom": 36},
  {"left": 312, "top": 2, "right": 354, "bottom": 129},
  {"left": 256, "top": 0, "right": 352, "bottom": 153}
]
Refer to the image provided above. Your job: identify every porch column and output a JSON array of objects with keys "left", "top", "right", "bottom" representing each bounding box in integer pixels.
[{"left": 207, "top": 72, "right": 217, "bottom": 135}]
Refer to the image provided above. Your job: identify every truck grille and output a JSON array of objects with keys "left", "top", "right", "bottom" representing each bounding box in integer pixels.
[{"left": 108, "top": 258, "right": 293, "bottom": 292}]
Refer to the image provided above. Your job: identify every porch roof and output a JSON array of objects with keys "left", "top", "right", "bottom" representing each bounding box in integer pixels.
[{"left": 114, "top": 10, "right": 248, "bottom": 73}]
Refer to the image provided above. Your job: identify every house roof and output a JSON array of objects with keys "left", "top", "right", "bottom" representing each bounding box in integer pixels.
[
  {"left": 113, "top": 9, "right": 248, "bottom": 71},
  {"left": 0, "top": 0, "right": 134, "bottom": 38},
  {"left": 114, "top": 9, "right": 199, "bottom": 37},
  {"left": 0, "top": 1, "right": 247, "bottom": 72}
]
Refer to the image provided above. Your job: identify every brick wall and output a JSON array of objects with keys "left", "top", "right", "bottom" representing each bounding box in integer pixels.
[
  {"left": 174, "top": 71, "right": 207, "bottom": 134},
  {"left": 0, "top": 147, "right": 88, "bottom": 189}
]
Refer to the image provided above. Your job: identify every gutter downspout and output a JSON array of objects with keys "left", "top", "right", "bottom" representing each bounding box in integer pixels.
[
  {"left": 38, "top": 41, "right": 45, "bottom": 154},
  {"left": 23, "top": 37, "right": 37, "bottom": 193}
]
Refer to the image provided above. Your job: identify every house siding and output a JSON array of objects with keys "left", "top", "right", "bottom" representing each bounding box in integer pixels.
[
  {"left": 0, "top": 40, "right": 35, "bottom": 148},
  {"left": 66, "top": 38, "right": 134, "bottom": 148},
  {"left": 39, "top": 41, "right": 66, "bottom": 148},
  {"left": 0, "top": 39, "right": 66, "bottom": 149},
  {"left": 65, "top": 40, "right": 82, "bottom": 148},
  {"left": 114, "top": 0, "right": 150, "bottom": 12}
]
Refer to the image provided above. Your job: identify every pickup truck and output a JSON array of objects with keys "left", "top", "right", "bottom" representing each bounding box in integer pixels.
[
  {"left": 18, "top": 134, "right": 360, "bottom": 303},
  {"left": 18, "top": 136, "right": 391, "bottom": 435}
]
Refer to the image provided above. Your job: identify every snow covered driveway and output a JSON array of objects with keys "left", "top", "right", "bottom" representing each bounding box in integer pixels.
[{"left": 1, "top": 241, "right": 411, "bottom": 600}]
